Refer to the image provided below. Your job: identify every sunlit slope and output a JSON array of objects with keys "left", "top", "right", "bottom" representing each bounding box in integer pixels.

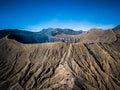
[{"left": 0, "top": 27, "right": 120, "bottom": 90}]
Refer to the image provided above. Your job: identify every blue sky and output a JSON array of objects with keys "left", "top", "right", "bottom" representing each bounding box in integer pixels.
[{"left": 0, "top": 0, "right": 120, "bottom": 31}]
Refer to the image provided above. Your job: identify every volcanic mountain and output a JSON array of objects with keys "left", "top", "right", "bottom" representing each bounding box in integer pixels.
[
  {"left": 0, "top": 26, "right": 120, "bottom": 90},
  {"left": 0, "top": 28, "right": 83, "bottom": 43}
]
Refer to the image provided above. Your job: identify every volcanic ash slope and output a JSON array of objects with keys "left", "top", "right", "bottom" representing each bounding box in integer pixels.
[{"left": 0, "top": 28, "right": 120, "bottom": 90}]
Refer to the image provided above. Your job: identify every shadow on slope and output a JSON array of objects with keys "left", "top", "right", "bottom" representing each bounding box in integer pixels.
[{"left": 7, "top": 34, "right": 48, "bottom": 44}]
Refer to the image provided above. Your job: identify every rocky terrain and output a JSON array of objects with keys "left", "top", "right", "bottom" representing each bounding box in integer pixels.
[{"left": 0, "top": 26, "right": 120, "bottom": 90}]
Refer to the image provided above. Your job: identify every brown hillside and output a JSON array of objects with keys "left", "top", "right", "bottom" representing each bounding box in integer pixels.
[{"left": 0, "top": 27, "right": 120, "bottom": 90}]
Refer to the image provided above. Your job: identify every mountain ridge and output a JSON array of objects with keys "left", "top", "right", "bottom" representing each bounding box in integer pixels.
[
  {"left": 0, "top": 26, "right": 119, "bottom": 44},
  {"left": 0, "top": 28, "right": 83, "bottom": 43},
  {"left": 0, "top": 26, "right": 120, "bottom": 90}
]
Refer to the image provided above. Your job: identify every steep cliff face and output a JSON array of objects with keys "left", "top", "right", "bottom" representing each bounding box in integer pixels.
[{"left": 0, "top": 28, "right": 120, "bottom": 90}]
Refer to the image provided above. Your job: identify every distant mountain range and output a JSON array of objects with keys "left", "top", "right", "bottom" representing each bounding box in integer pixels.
[
  {"left": 0, "top": 25, "right": 120, "bottom": 44},
  {"left": 0, "top": 28, "right": 83, "bottom": 43}
]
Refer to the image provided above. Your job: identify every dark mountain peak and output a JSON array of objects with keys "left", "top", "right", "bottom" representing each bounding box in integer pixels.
[
  {"left": 40, "top": 28, "right": 83, "bottom": 36},
  {"left": 51, "top": 28, "right": 83, "bottom": 36}
]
